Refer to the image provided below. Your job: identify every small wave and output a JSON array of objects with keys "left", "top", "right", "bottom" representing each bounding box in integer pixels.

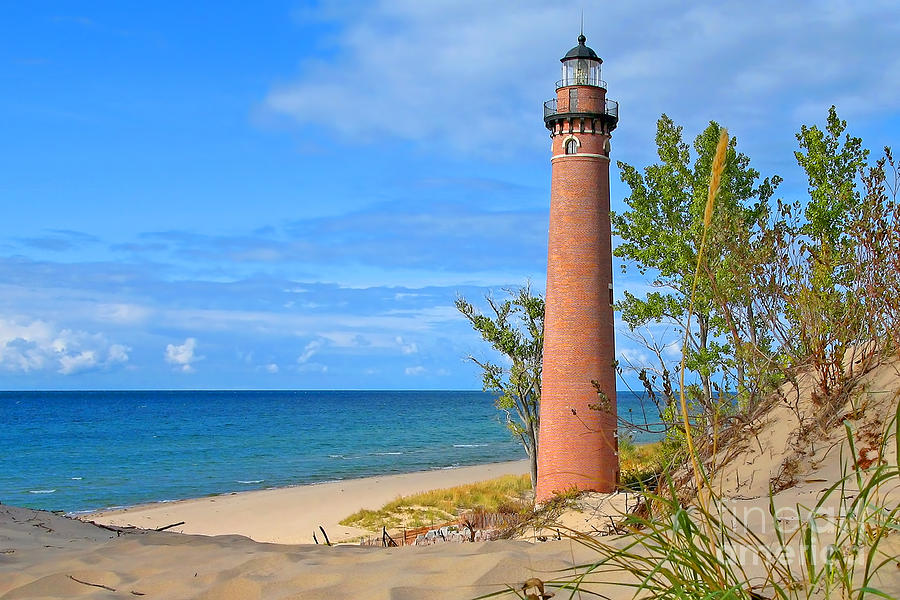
[
  {"left": 71, "top": 477, "right": 83, "bottom": 480},
  {"left": 328, "top": 454, "right": 344, "bottom": 459},
  {"left": 29, "top": 489, "right": 56, "bottom": 494},
  {"left": 237, "top": 479, "right": 264, "bottom": 484},
  {"left": 372, "top": 451, "right": 403, "bottom": 456},
  {"left": 453, "top": 444, "right": 488, "bottom": 448}
]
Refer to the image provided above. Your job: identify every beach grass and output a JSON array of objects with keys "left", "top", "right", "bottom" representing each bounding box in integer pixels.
[
  {"left": 340, "top": 473, "right": 532, "bottom": 531},
  {"left": 619, "top": 439, "right": 665, "bottom": 489},
  {"left": 341, "top": 445, "right": 666, "bottom": 533}
]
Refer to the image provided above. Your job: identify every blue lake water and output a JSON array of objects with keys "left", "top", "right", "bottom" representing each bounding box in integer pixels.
[{"left": 0, "top": 390, "right": 658, "bottom": 513}]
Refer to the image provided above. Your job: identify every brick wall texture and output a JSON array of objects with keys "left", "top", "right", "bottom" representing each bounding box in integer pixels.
[{"left": 537, "top": 88, "right": 618, "bottom": 501}]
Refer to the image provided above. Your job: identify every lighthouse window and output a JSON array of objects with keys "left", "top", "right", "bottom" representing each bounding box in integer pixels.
[{"left": 565, "top": 139, "right": 578, "bottom": 154}]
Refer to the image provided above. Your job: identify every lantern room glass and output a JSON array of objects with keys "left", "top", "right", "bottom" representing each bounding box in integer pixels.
[{"left": 561, "top": 57, "right": 601, "bottom": 87}]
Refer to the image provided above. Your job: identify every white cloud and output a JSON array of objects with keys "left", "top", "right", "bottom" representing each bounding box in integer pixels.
[
  {"left": 662, "top": 341, "right": 683, "bottom": 360},
  {"left": 264, "top": 1, "right": 900, "bottom": 165},
  {"left": 59, "top": 350, "right": 98, "bottom": 375},
  {"left": 617, "top": 347, "right": 651, "bottom": 368},
  {"left": 404, "top": 365, "right": 426, "bottom": 376},
  {"left": 107, "top": 344, "right": 129, "bottom": 363},
  {"left": 395, "top": 336, "right": 418, "bottom": 355},
  {"left": 297, "top": 339, "right": 323, "bottom": 364},
  {"left": 165, "top": 337, "right": 200, "bottom": 373},
  {"left": 0, "top": 317, "right": 129, "bottom": 375},
  {"left": 264, "top": 363, "right": 279, "bottom": 373},
  {"left": 265, "top": 1, "right": 567, "bottom": 154}
]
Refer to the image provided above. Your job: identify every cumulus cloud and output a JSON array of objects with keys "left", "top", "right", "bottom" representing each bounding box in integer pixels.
[
  {"left": 395, "top": 336, "right": 418, "bottom": 355},
  {"left": 0, "top": 317, "right": 129, "bottom": 374},
  {"left": 165, "top": 337, "right": 200, "bottom": 373},
  {"left": 404, "top": 365, "right": 426, "bottom": 376},
  {"left": 617, "top": 347, "right": 651, "bottom": 369},
  {"left": 264, "top": 363, "right": 279, "bottom": 373}
]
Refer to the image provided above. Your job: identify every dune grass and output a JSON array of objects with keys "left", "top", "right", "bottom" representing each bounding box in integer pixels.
[
  {"left": 619, "top": 438, "right": 665, "bottom": 489},
  {"left": 340, "top": 473, "right": 532, "bottom": 531}
]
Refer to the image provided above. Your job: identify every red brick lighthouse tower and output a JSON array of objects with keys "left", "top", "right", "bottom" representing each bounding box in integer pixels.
[{"left": 536, "top": 34, "right": 619, "bottom": 502}]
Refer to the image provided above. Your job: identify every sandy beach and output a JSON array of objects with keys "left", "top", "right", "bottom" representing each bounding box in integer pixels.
[
  {"left": 2, "top": 364, "right": 898, "bottom": 599},
  {"left": 83, "top": 460, "right": 530, "bottom": 545}
]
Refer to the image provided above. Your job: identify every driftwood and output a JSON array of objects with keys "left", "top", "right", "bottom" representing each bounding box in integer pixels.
[
  {"left": 68, "top": 574, "right": 145, "bottom": 596},
  {"left": 69, "top": 575, "right": 116, "bottom": 592},
  {"left": 155, "top": 521, "right": 185, "bottom": 532},
  {"left": 83, "top": 520, "right": 136, "bottom": 537}
]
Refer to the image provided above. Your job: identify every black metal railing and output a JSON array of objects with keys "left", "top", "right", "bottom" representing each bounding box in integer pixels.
[
  {"left": 543, "top": 97, "right": 618, "bottom": 120},
  {"left": 606, "top": 98, "right": 619, "bottom": 120},
  {"left": 556, "top": 76, "right": 607, "bottom": 89},
  {"left": 543, "top": 98, "right": 557, "bottom": 119}
]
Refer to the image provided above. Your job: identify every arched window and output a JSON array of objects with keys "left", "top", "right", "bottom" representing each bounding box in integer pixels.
[{"left": 565, "top": 139, "right": 578, "bottom": 154}]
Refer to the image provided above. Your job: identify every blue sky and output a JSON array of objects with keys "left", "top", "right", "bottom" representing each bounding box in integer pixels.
[{"left": 2, "top": 1, "right": 899, "bottom": 390}]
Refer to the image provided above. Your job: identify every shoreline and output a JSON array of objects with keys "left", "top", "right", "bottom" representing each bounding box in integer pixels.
[
  {"left": 67, "top": 457, "right": 528, "bottom": 516},
  {"left": 82, "top": 459, "right": 530, "bottom": 544}
]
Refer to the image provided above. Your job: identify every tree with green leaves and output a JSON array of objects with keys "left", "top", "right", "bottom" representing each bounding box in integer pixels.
[
  {"left": 773, "top": 106, "right": 871, "bottom": 400},
  {"left": 612, "top": 115, "right": 780, "bottom": 421},
  {"left": 456, "top": 286, "right": 543, "bottom": 490},
  {"left": 795, "top": 105, "right": 869, "bottom": 254}
]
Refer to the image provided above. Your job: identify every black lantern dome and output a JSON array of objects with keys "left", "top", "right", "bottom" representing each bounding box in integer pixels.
[
  {"left": 558, "top": 34, "right": 603, "bottom": 88},
  {"left": 562, "top": 34, "right": 600, "bottom": 61}
]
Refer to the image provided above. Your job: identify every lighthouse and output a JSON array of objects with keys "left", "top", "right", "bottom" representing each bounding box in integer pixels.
[{"left": 536, "top": 34, "right": 619, "bottom": 502}]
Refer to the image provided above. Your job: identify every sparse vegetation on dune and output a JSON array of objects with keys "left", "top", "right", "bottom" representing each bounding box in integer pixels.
[
  {"left": 340, "top": 444, "right": 669, "bottom": 535},
  {"left": 339, "top": 474, "right": 533, "bottom": 531},
  {"left": 618, "top": 438, "right": 665, "bottom": 490}
]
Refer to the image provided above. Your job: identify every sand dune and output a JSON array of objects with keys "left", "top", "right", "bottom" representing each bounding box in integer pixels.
[{"left": 0, "top": 504, "right": 631, "bottom": 599}]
